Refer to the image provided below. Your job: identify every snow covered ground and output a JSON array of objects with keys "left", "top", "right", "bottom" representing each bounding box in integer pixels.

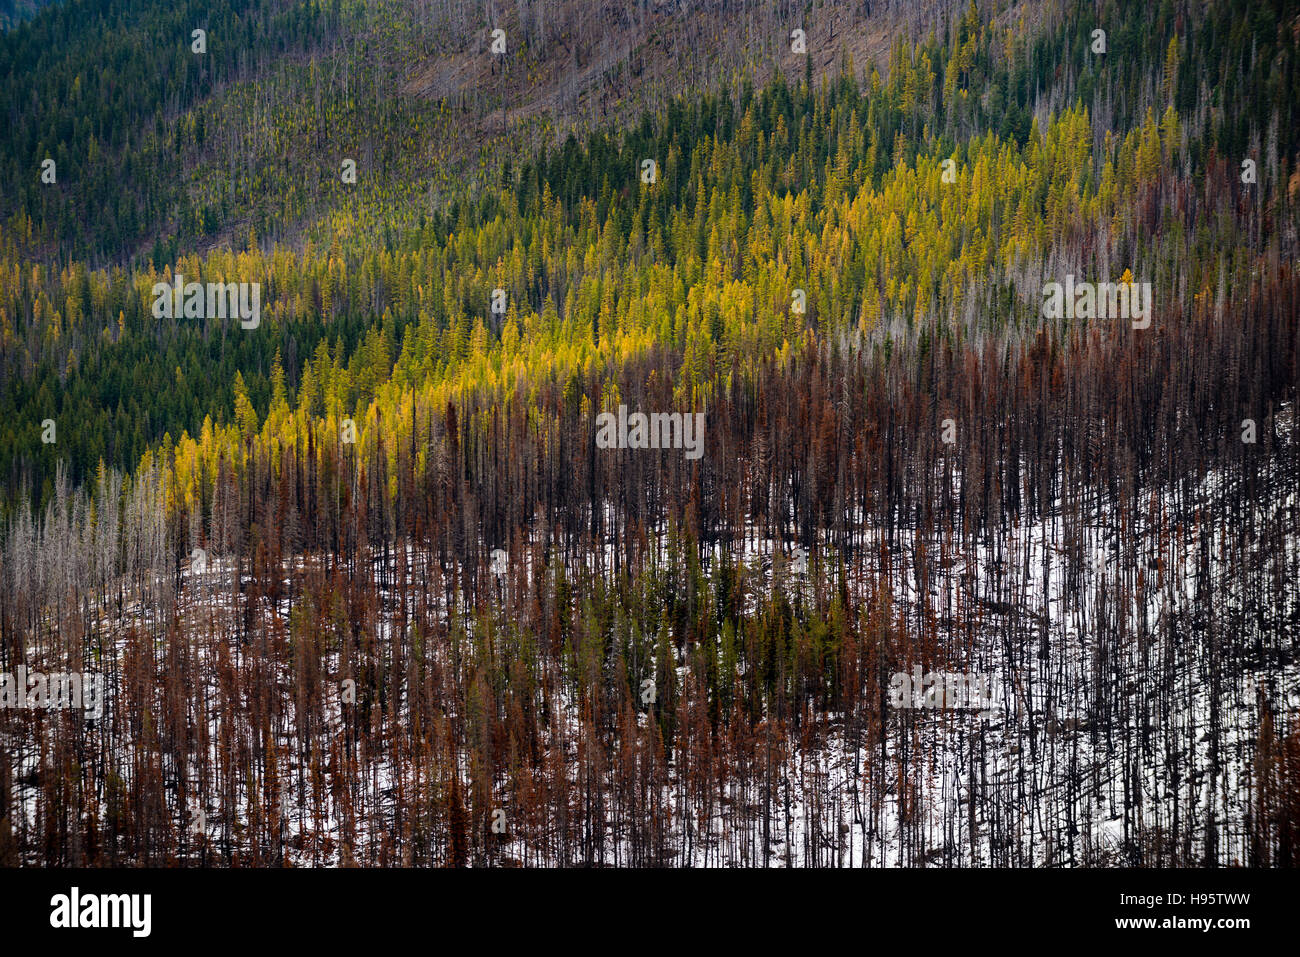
[{"left": 5, "top": 432, "right": 1297, "bottom": 867}]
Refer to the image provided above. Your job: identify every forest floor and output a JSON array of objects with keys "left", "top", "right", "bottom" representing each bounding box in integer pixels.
[{"left": 9, "top": 426, "right": 1294, "bottom": 866}]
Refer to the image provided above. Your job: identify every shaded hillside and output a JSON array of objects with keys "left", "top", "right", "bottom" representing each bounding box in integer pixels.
[{"left": 2, "top": 0, "right": 1299, "bottom": 869}]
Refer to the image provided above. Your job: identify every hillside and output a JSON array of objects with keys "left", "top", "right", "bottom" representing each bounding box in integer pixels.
[{"left": 1, "top": 0, "right": 1298, "bottom": 869}]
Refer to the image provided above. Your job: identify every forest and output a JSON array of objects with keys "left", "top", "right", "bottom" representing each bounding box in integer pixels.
[{"left": 1, "top": 0, "right": 1298, "bottom": 867}]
